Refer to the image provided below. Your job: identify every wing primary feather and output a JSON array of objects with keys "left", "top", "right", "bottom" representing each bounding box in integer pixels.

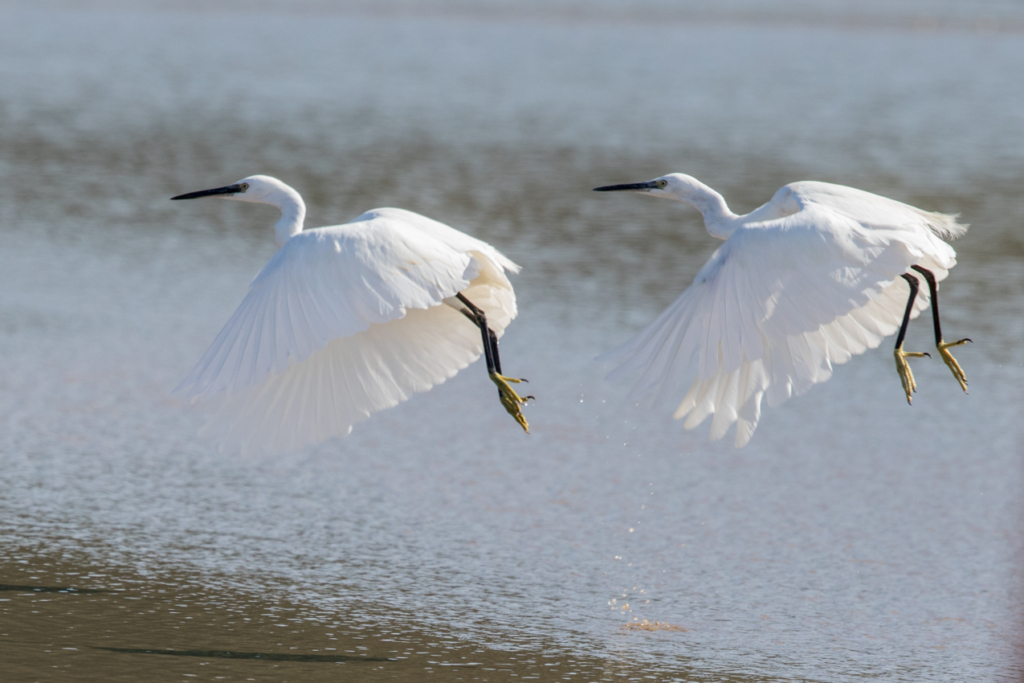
[
  {"left": 228, "top": 291, "right": 268, "bottom": 395},
  {"left": 720, "top": 264, "right": 742, "bottom": 374},
  {"left": 708, "top": 367, "right": 740, "bottom": 441},
  {"left": 700, "top": 276, "right": 726, "bottom": 381},
  {"left": 646, "top": 299, "right": 699, "bottom": 405},
  {"left": 734, "top": 263, "right": 764, "bottom": 363}
]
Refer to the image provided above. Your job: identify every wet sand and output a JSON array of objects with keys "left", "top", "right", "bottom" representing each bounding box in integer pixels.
[{"left": 0, "top": 552, "right": 766, "bottom": 682}]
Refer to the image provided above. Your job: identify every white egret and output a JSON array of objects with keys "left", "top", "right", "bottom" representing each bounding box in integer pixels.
[
  {"left": 172, "top": 175, "right": 532, "bottom": 454},
  {"left": 594, "top": 174, "right": 970, "bottom": 447}
]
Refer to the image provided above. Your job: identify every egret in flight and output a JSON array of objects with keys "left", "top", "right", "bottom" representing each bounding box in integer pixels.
[
  {"left": 172, "top": 175, "right": 531, "bottom": 454},
  {"left": 594, "top": 174, "right": 970, "bottom": 447}
]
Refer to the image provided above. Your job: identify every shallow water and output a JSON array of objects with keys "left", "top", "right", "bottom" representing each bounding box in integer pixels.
[{"left": 1, "top": 2, "right": 1023, "bottom": 681}]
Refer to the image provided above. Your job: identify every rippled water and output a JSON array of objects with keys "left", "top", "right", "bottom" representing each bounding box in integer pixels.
[{"left": 1, "top": 3, "right": 1023, "bottom": 681}]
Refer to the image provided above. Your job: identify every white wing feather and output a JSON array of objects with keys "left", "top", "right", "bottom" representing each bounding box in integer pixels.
[
  {"left": 602, "top": 182, "right": 966, "bottom": 447},
  {"left": 176, "top": 208, "right": 518, "bottom": 453},
  {"left": 201, "top": 303, "right": 483, "bottom": 455}
]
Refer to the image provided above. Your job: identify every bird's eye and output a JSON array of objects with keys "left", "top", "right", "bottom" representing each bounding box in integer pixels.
[
  {"left": 656, "top": 179, "right": 668, "bottom": 189},
  {"left": 239, "top": 183, "right": 250, "bottom": 192}
]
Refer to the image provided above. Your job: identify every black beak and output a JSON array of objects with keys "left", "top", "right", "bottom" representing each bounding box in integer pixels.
[
  {"left": 592, "top": 181, "right": 658, "bottom": 192},
  {"left": 171, "top": 184, "right": 244, "bottom": 200}
]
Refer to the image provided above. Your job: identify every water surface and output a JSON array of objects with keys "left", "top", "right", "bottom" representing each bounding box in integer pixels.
[{"left": 1, "top": 3, "right": 1022, "bottom": 681}]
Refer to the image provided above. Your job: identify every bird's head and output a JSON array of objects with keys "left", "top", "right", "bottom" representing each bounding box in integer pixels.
[
  {"left": 593, "top": 173, "right": 702, "bottom": 201},
  {"left": 171, "top": 174, "right": 306, "bottom": 246},
  {"left": 171, "top": 175, "right": 290, "bottom": 205}
]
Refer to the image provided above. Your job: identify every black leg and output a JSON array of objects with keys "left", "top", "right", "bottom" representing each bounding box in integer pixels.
[
  {"left": 455, "top": 293, "right": 533, "bottom": 432},
  {"left": 488, "top": 328, "right": 502, "bottom": 375},
  {"left": 895, "top": 273, "right": 920, "bottom": 351},
  {"left": 455, "top": 294, "right": 497, "bottom": 375},
  {"left": 910, "top": 265, "right": 971, "bottom": 392},
  {"left": 910, "top": 265, "right": 943, "bottom": 344},
  {"left": 456, "top": 293, "right": 506, "bottom": 376},
  {"left": 893, "top": 272, "right": 931, "bottom": 405},
  {"left": 910, "top": 265, "right": 972, "bottom": 347}
]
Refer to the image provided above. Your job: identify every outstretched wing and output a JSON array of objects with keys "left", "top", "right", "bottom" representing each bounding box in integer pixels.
[
  {"left": 200, "top": 302, "right": 487, "bottom": 455},
  {"left": 360, "top": 207, "right": 521, "bottom": 275},
  {"left": 601, "top": 192, "right": 965, "bottom": 447},
  {"left": 176, "top": 212, "right": 484, "bottom": 400},
  {"left": 785, "top": 181, "right": 968, "bottom": 241}
]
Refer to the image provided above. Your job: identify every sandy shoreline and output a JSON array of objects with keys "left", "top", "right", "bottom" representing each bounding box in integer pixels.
[{"left": 0, "top": 547, "right": 739, "bottom": 682}]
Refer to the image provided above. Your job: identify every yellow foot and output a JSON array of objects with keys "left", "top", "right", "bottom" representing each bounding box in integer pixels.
[
  {"left": 894, "top": 346, "right": 930, "bottom": 405},
  {"left": 937, "top": 338, "right": 972, "bottom": 393},
  {"left": 489, "top": 372, "right": 534, "bottom": 433}
]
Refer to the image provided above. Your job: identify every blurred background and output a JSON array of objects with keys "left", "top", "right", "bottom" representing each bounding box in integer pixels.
[{"left": 0, "top": 1, "right": 1022, "bottom": 681}]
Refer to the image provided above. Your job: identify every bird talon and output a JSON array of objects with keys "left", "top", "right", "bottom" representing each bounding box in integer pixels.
[
  {"left": 894, "top": 346, "right": 925, "bottom": 405},
  {"left": 490, "top": 372, "right": 532, "bottom": 433},
  {"left": 937, "top": 339, "right": 969, "bottom": 393}
]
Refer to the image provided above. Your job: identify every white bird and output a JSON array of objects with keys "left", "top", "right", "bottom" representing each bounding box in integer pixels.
[
  {"left": 172, "top": 175, "right": 532, "bottom": 454},
  {"left": 593, "top": 174, "right": 970, "bottom": 447}
]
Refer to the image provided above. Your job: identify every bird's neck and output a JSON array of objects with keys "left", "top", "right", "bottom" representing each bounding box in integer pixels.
[
  {"left": 273, "top": 188, "right": 306, "bottom": 246},
  {"left": 676, "top": 182, "right": 737, "bottom": 240}
]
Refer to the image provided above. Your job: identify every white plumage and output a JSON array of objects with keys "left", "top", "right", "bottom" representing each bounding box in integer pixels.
[
  {"left": 595, "top": 174, "right": 969, "bottom": 447},
  {"left": 172, "top": 175, "right": 520, "bottom": 454}
]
